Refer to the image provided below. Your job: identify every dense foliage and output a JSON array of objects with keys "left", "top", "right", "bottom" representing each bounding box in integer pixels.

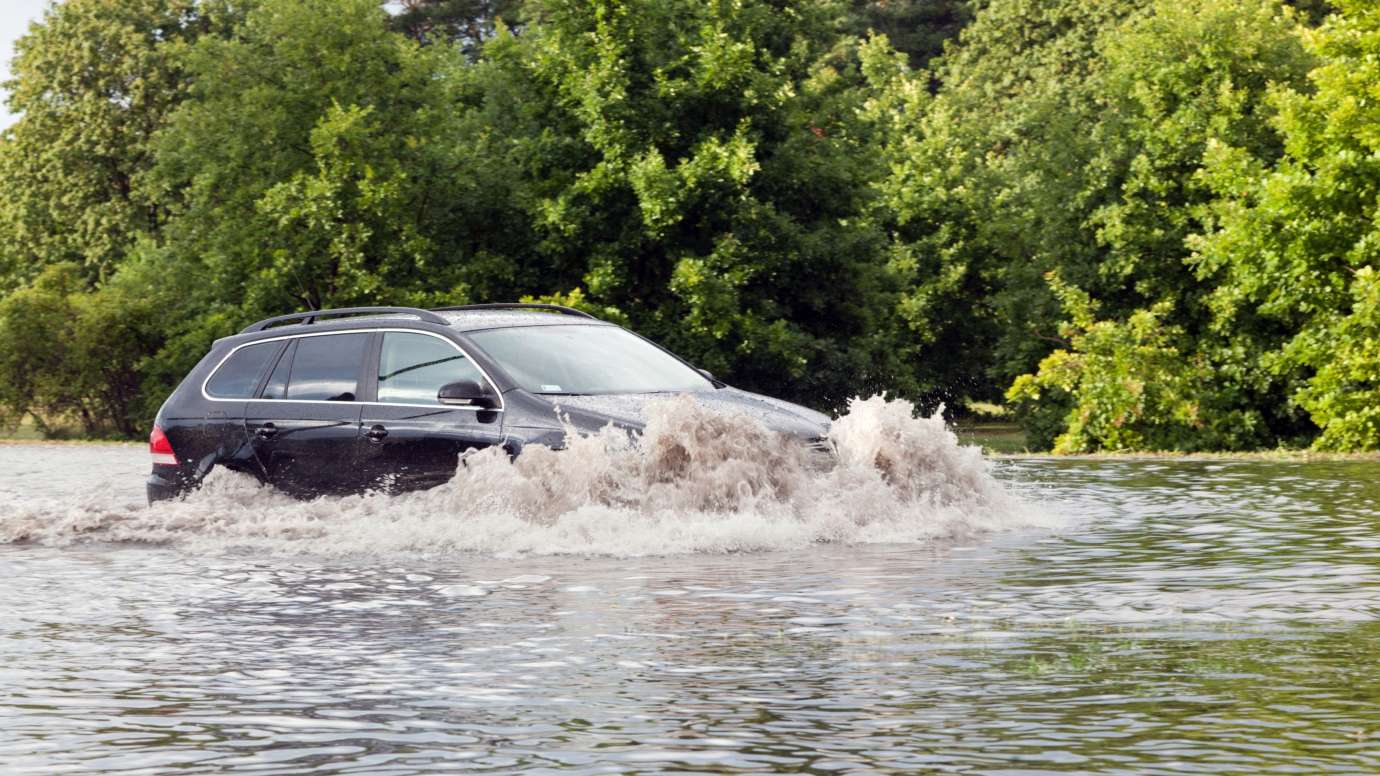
[{"left": 0, "top": 0, "right": 1374, "bottom": 451}]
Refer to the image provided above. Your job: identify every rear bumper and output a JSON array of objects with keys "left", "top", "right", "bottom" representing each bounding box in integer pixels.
[{"left": 146, "top": 467, "right": 190, "bottom": 505}]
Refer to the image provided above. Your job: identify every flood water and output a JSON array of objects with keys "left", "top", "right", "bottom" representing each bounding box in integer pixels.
[{"left": 2, "top": 418, "right": 1379, "bottom": 773}]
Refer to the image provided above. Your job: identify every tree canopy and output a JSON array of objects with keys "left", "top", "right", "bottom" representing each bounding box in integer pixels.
[{"left": 0, "top": 0, "right": 1375, "bottom": 452}]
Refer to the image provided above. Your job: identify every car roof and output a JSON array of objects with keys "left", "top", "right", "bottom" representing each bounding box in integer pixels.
[
  {"left": 437, "top": 309, "right": 614, "bottom": 332},
  {"left": 217, "top": 309, "right": 614, "bottom": 348}
]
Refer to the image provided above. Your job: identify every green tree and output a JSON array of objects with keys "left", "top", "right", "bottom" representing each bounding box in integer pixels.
[
  {"left": 868, "top": 0, "right": 1146, "bottom": 399},
  {"left": 846, "top": 0, "right": 972, "bottom": 68},
  {"left": 1195, "top": 0, "right": 1380, "bottom": 450},
  {"left": 0, "top": 0, "right": 242, "bottom": 289},
  {"left": 1007, "top": 274, "right": 1266, "bottom": 452},
  {"left": 0, "top": 264, "right": 83, "bottom": 432},
  {"left": 0, "top": 0, "right": 1352, "bottom": 445},
  {"left": 460, "top": 0, "right": 930, "bottom": 408},
  {"left": 1007, "top": 0, "right": 1315, "bottom": 450},
  {"left": 1292, "top": 268, "right": 1380, "bottom": 450},
  {"left": 858, "top": 33, "right": 1000, "bottom": 405},
  {"left": 1286, "top": 0, "right": 1335, "bottom": 24},
  {"left": 0, "top": 263, "right": 161, "bottom": 437},
  {"left": 145, "top": 0, "right": 500, "bottom": 323},
  {"left": 388, "top": 0, "right": 524, "bottom": 52},
  {"left": 1087, "top": 0, "right": 1312, "bottom": 318}
]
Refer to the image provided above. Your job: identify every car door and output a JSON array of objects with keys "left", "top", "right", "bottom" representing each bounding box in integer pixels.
[
  {"left": 200, "top": 339, "right": 288, "bottom": 478},
  {"left": 244, "top": 332, "right": 371, "bottom": 497},
  {"left": 356, "top": 330, "right": 504, "bottom": 493}
]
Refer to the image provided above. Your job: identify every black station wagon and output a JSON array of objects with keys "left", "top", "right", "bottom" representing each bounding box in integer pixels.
[{"left": 147, "top": 304, "right": 831, "bottom": 502}]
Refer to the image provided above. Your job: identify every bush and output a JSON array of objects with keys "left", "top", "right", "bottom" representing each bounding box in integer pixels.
[
  {"left": 1006, "top": 274, "right": 1266, "bottom": 452},
  {"left": 0, "top": 263, "right": 163, "bottom": 438},
  {"left": 1294, "top": 267, "right": 1380, "bottom": 451}
]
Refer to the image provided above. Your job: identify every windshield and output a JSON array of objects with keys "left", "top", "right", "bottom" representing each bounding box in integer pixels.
[{"left": 467, "top": 324, "right": 714, "bottom": 395}]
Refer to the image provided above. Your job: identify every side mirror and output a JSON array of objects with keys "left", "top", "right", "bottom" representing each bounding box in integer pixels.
[
  {"left": 698, "top": 368, "right": 715, "bottom": 381},
  {"left": 438, "top": 379, "right": 497, "bottom": 409}
]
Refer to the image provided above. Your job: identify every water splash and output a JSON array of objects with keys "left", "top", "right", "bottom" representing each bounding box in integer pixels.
[{"left": 0, "top": 396, "right": 1040, "bottom": 556}]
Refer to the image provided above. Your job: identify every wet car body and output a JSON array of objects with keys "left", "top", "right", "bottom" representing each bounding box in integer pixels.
[{"left": 147, "top": 305, "right": 830, "bottom": 502}]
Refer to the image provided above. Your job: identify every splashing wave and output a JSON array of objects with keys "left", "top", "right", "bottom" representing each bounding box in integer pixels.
[{"left": 1, "top": 396, "right": 1041, "bottom": 556}]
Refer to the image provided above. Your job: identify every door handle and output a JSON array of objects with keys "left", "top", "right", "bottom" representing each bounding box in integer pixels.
[
  {"left": 255, "top": 423, "right": 277, "bottom": 440},
  {"left": 365, "top": 424, "right": 388, "bottom": 442}
]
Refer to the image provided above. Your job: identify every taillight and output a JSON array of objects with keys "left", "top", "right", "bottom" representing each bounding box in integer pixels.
[{"left": 150, "top": 425, "right": 179, "bottom": 466}]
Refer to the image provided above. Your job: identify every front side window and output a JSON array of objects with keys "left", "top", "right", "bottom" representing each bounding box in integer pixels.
[
  {"left": 377, "top": 332, "right": 485, "bottom": 405},
  {"left": 282, "top": 333, "right": 370, "bottom": 401},
  {"left": 206, "top": 342, "right": 281, "bottom": 399},
  {"left": 467, "top": 324, "right": 713, "bottom": 395}
]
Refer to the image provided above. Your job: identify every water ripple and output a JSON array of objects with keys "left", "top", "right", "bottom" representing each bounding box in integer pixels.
[{"left": 1, "top": 451, "right": 1379, "bottom": 773}]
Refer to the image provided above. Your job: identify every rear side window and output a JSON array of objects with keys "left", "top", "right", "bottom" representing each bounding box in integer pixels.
[
  {"left": 377, "top": 332, "right": 485, "bottom": 405},
  {"left": 283, "top": 333, "right": 370, "bottom": 401},
  {"left": 260, "top": 340, "right": 295, "bottom": 400},
  {"left": 205, "top": 342, "right": 280, "bottom": 399}
]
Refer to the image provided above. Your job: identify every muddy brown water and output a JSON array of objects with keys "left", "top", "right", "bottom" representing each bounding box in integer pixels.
[{"left": 2, "top": 405, "right": 1378, "bottom": 774}]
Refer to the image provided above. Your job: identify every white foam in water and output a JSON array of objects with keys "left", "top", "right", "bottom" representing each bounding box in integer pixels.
[{"left": 0, "top": 396, "right": 1040, "bottom": 556}]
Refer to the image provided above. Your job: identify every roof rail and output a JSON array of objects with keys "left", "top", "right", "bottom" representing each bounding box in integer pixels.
[
  {"left": 431, "top": 303, "right": 597, "bottom": 320},
  {"left": 240, "top": 306, "right": 451, "bottom": 334}
]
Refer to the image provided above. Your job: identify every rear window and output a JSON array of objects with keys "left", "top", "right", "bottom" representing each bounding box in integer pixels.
[
  {"left": 205, "top": 342, "right": 280, "bottom": 399},
  {"left": 284, "top": 333, "right": 370, "bottom": 401}
]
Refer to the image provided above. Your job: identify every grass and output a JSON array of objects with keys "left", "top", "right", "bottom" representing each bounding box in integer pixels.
[
  {"left": 952, "top": 402, "right": 1036, "bottom": 454},
  {"left": 955, "top": 421, "right": 1032, "bottom": 454},
  {"left": 1001, "top": 447, "right": 1380, "bottom": 462},
  {"left": 0, "top": 416, "right": 129, "bottom": 445},
  {"left": 1, "top": 416, "right": 46, "bottom": 441},
  {"left": 950, "top": 403, "right": 1380, "bottom": 460}
]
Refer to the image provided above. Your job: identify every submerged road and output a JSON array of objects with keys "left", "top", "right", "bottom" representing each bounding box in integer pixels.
[{"left": 2, "top": 443, "right": 1378, "bottom": 774}]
